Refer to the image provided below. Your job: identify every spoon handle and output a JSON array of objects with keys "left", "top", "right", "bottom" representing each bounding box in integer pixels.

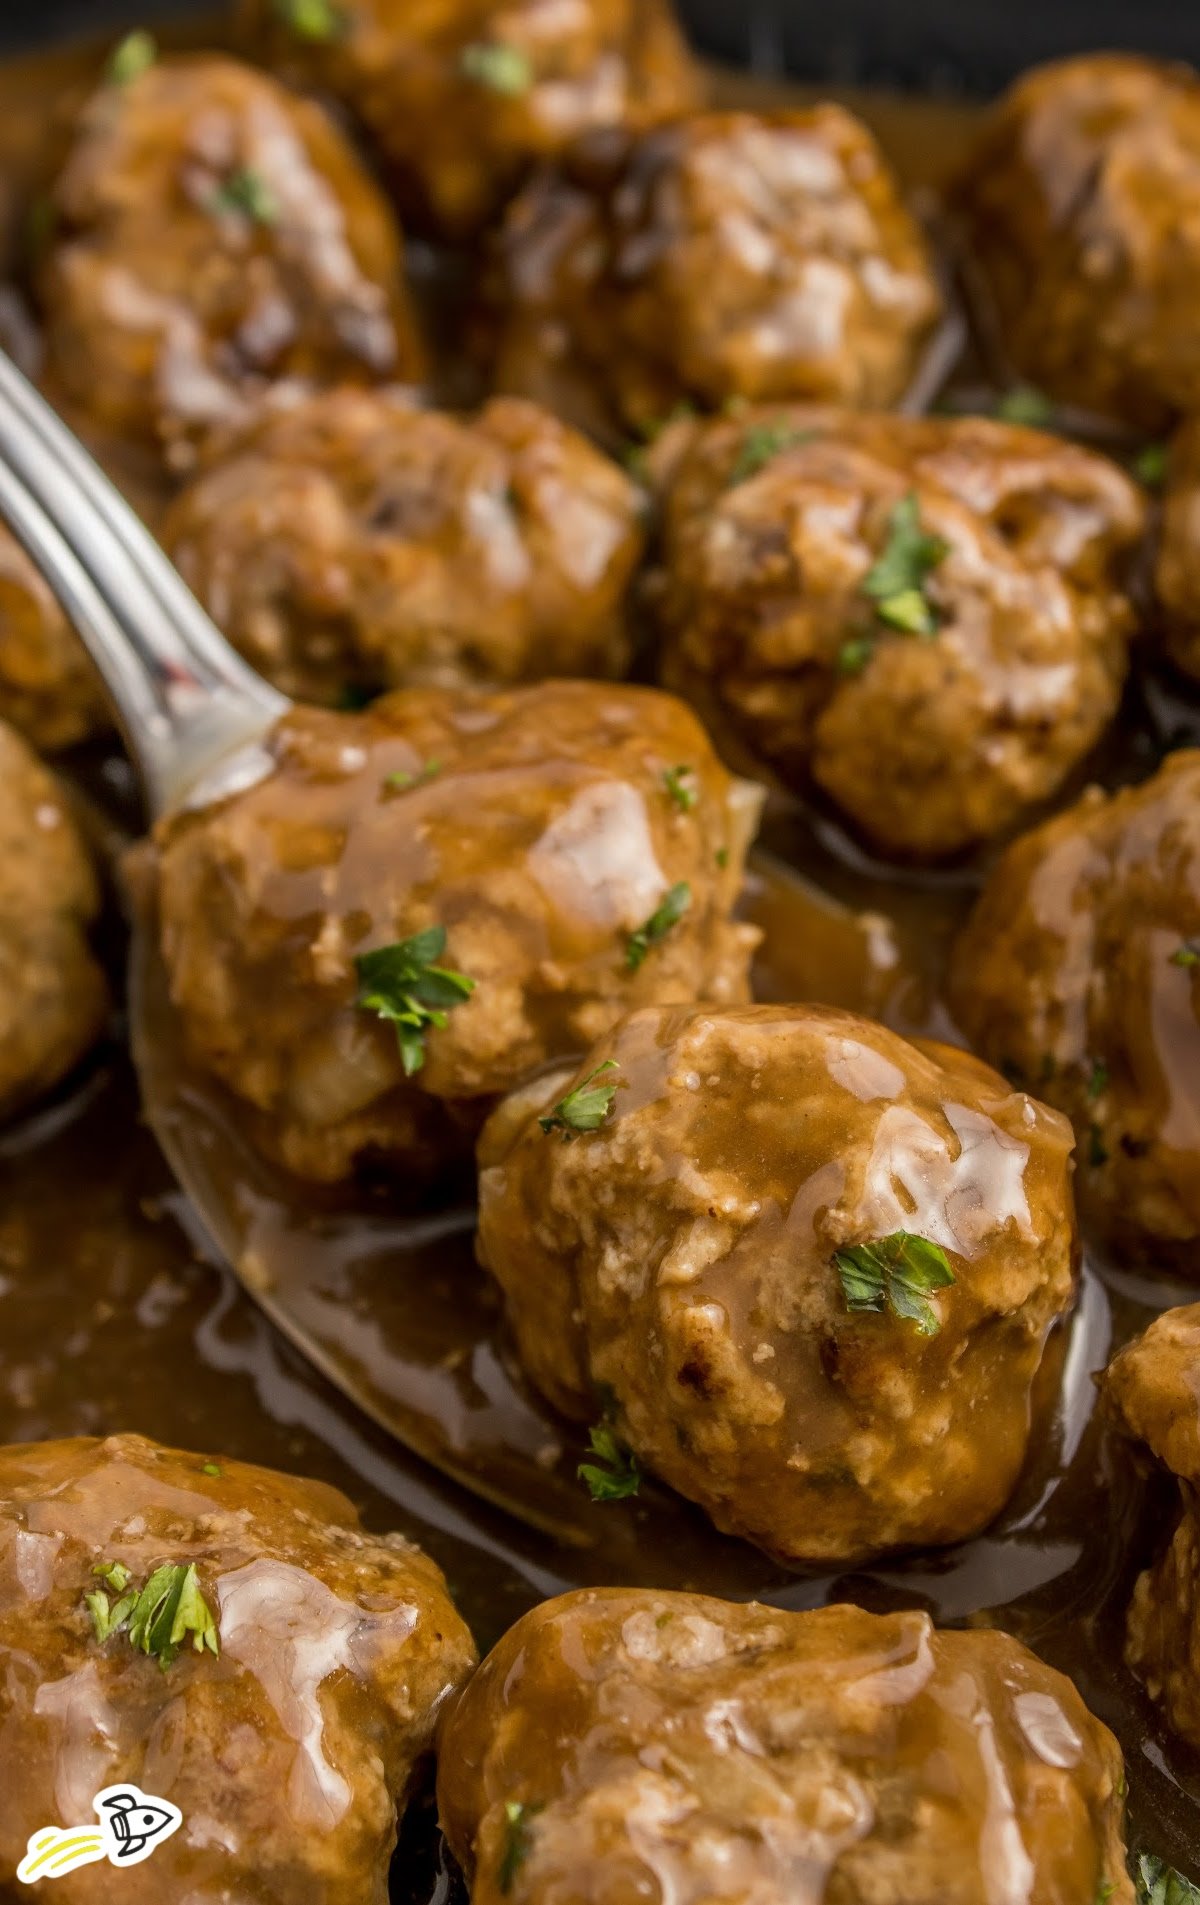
[{"left": 0, "top": 349, "right": 287, "bottom": 816}]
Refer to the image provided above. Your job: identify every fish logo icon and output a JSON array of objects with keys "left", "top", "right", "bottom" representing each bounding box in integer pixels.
[{"left": 16, "top": 1784, "right": 182, "bottom": 1883}]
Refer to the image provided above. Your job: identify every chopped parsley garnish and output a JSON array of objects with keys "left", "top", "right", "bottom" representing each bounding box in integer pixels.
[
  {"left": 539, "top": 1060, "right": 620, "bottom": 1140},
  {"left": 274, "top": 0, "right": 342, "bottom": 37},
  {"left": 861, "top": 492, "right": 948, "bottom": 638},
  {"left": 714, "top": 846, "right": 729, "bottom": 869},
  {"left": 626, "top": 882, "right": 691, "bottom": 971},
  {"left": 106, "top": 29, "right": 156, "bottom": 85},
  {"left": 834, "top": 1231, "right": 956, "bottom": 1336},
  {"left": 385, "top": 758, "right": 442, "bottom": 793},
  {"left": 1136, "top": 1853, "right": 1200, "bottom": 1904},
  {"left": 355, "top": 927, "right": 475, "bottom": 1077},
  {"left": 85, "top": 1561, "right": 219, "bottom": 1669},
  {"left": 994, "top": 386, "right": 1054, "bottom": 428},
  {"left": 837, "top": 634, "right": 876, "bottom": 675},
  {"left": 663, "top": 765, "right": 698, "bottom": 813},
  {"left": 729, "top": 423, "right": 813, "bottom": 486},
  {"left": 202, "top": 1462, "right": 222, "bottom": 1477},
  {"left": 1089, "top": 1124, "right": 1109, "bottom": 1167},
  {"left": 460, "top": 41, "right": 534, "bottom": 96},
  {"left": 578, "top": 1424, "right": 640, "bottom": 1502},
  {"left": 1087, "top": 1059, "right": 1109, "bottom": 1100},
  {"left": 1171, "top": 941, "right": 1200, "bottom": 970},
  {"left": 1132, "top": 443, "right": 1169, "bottom": 491},
  {"left": 498, "top": 1801, "right": 541, "bottom": 1894},
  {"left": 213, "top": 167, "right": 278, "bottom": 226}
]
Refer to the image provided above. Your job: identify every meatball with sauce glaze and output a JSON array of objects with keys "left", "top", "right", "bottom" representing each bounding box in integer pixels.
[
  {"left": 437, "top": 1589, "right": 1132, "bottom": 1905},
  {"left": 1154, "top": 418, "right": 1200, "bottom": 682},
  {"left": 153, "top": 681, "right": 762, "bottom": 1185},
  {"left": 955, "top": 54, "right": 1200, "bottom": 430},
  {"left": 37, "top": 52, "right": 423, "bottom": 471},
  {"left": 655, "top": 408, "right": 1145, "bottom": 860},
  {"left": 0, "top": 718, "right": 108, "bottom": 1118},
  {"left": 476, "top": 1002, "right": 1078, "bottom": 1565},
  {"left": 242, "top": 0, "right": 701, "bottom": 240},
  {"left": 950, "top": 751, "right": 1200, "bottom": 1269},
  {"left": 491, "top": 107, "right": 944, "bottom": 441},
  {"left": 161, "top": 389, "right": 646, "bottom": 706},
  {"left": 0, "top": 1432, "right": 476, "bottom": 1905},
  {"left": 0, "top": 526, "right": 106, "bottom": 750}
]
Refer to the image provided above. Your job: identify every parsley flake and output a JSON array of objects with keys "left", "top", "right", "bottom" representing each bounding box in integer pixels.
[
  {"left": 202, "top": 1462, "right": 222, "bottom": 1478},
  {"left": 498, "top": 1801, "right": 541, "bottom": 1894},
  {"left": 861, "top": 493, "right": 948, "bottom": 639},
  {"left": 1132, "top": 443, "right": 1169, "bottom": 491},
  {"left": 837, "top": 634, "right": 876, "bottom": 676},
  {"left": 715, "top": 847, "right": 729, "bottom": 869},
  {"left": 663, "top": 765, "right": 698, "bottom": 813},
  {"left": 1136, "top": 1853, "right": 1200, "bottom": 1905},
  {"left": 1171, "top": 941, "right": 1200, "bottom": 970},
  {"left": 578, "top": 1424, "right": 640, "bottom": 1502},
  {"left": 85, "top": 1561, "right": 219, "bottom": 1669},
  {"left": 1087, "top": 1059, "right": 1109, "bottom": 1101},
  {"left": 1089, "top": 1124, "right": 1110, "bottom": 1168},
  {"left": 460, "top": 41, "right": 534, "bottom": 96},
  {"left": 274, "top": 0, "right": 342, "bottom": 37},
  {"left": 834, "top": 1231, "right": 956, "bottom": 1336},
  {"left": 626, "top": 883, "right": 690, "bottom": 972},
  {"left": 355, "top": 927, "right": 475, "bottom": 1077},
  {"left": 93, "top": 1559, "right": 132, "bottom": 1591},
  {"left": 994, "top": 386, "right": 1054, "bottom": 428},
  {"left": 106, "top": 30, "right": 156, "bottom": 85},
  {"left": 213, "top": 167, "right": 278, "bottom": 226},
  {"left": 729, "top": 423, "right": 813, "bottom": 486},
  {"left": 385, "top": 758, "right": 442, "bottom": 794},
  {"left": 539, "top": 1060, "right": 620, "bottom": 1140}
]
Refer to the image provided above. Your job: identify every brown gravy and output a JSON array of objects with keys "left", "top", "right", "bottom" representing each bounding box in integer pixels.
[{"left": 0, "top": 21, "right": 1198, "bottom": 1899}]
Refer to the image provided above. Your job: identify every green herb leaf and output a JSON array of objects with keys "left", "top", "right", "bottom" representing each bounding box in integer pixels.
[
  {"left": 1089, "top": 1123, "right": 1110, "bottom": 1168},
  {"left": 498, "top": 1801, "right": 541, "bottom": 1894},
  {"left": 715, "top": 846, "right": 729, "bottom": 869},
  {"left": 1096, "top": 1883, "right": 1116, "bottom": 1905},
  {"left": 994, "top": 386, "right": 1054, "bottom": 428},
  {"left": 201, "top": 1462, "right": 222, "bottom": 1478},
  {"left": 834, "top": 1231, "right": 956, "bottom": 1336},
  {"left": 1171, "top": 941, "right": 1200, "bottom": 970},
  {"left": 127, "top": 1562, "right": 220, "bottom": 1671},
  {"left": 212, "top": 167, "right": 278, "bottom": 226},
  {"left": 626, "top": 882, "right": 691, "bottom": 972},
  {"left": 1087, "top": 1059, "right": 1109, "bottom": 1101},
  {"left": 355, "top": 927, "right": 475, "bottom": 1076},
  {"left": 837, "top": 634, "right": 876, "bottom": 675},
  {"left": 578, "top": 1424, "right": 640, "bottom": 1502},
  {"left": 106, "top": 29, "right": 156, "bottom": 85},
  {"left": 663, "top": 765, "right": 698, "bottom": 813},
  {"left": 729, "top": 423, "right": 813, "bottom": 487},
  {"left": 861, "top": 492, "right": 948, "bottom": 638},
  {"left": 273, "top": 0, "right": 343, "bottom": 38},
  {"left": 385, "top": 759, "right": 442, "bottom": 794},
  {"left": 1136, "top": 1853, "right": 1200, "bottom": 1904},
  {"left": 93, "top": 1559, "right": 132, "bottom": 1592},
  {"left": 539, "top": 1061, "right": 620, "bottom": 1141},
  {"left": 1132, "top": 443, "right": 1169, "bottom": 491},
  {"left": 460, "top": 41, "right": 534, "bottom": 96}
]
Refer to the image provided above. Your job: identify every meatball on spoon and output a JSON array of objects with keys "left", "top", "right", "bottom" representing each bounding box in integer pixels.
[{"left": 0, "top": 346, "right": 650, "bottom": 1548}]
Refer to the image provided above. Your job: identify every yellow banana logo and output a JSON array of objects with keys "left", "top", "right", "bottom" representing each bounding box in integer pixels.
[{"left": 17, "top": 1785, "right": 182, "bottom": 1883}]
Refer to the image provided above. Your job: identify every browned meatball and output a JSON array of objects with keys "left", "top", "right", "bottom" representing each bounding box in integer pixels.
[
  {"left": 492, "top": 108, "right": 943, "bottom": 441},
  {"left": 1154, "top": 419, "right": 1200, "bottom": 680},
  {"left": 955, "top": 54, "right": 1200, "bottom": 431},
  {"left": 0, "top": 718, "right": 108, "bottom": 1118},
  {"left": 1102, "top": 1305, "right": 1200, "bottom": 1750},
  {"left": 161, "top": 389, "right": 645, "bottom": 706},
  {"left": 438, "top": 1589, "right": 1132, "bottom": 1905},
  {"left": 0, "top": 1432, "right": 476, "bottom": 1905},
  {"left": 655, "top": 408, "right": 1145, "bottom": 860},
  {"left": 476, "top": 1002, "right": 1077, "bottom": 1564},
  {"left": 242, "top": 0, "right": 701, "bottom": 240},
  {"left": 37, "top": 52, "right": 423, "bottom": 472},
  {"left": 154, "top": 682, "right": 761, "bottom": 1185},
  {"left": 950, "top": 752, "right": 1200, "bottom": 1269},
  {"left": 0, "top": 527, "right": 106, "bottom": 749}
]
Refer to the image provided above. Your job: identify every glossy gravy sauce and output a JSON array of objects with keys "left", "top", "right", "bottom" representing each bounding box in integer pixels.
[{"left": 0, "top": 23, "right": 1198, "bottom": 1899}]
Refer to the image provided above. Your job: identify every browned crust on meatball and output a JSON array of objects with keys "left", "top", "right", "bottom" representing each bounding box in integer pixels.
[
  {"left": 37, "top": 54, "right": 423, "bottom": 471},
  {"left": 0, "top": 527, "right": 106, "bottom": 749},
  {"left": 950, "top": 751, "right": 1200, "bottom": 1266},
  {"left": 1155, "top": 417, "right": 1200, "bottom": 681},
  {"left": 476, "top": 1002, "right": 1078, "bottom": 1564},
  {"left": 491, "top": 107, "right": 943, "bottom": 441},
  {"left": 0, "top": 1432, "right": 476, "bottom": 1905},
  {"left": 955, "top": 53, "right": 1200, "bottom": 430},
  {"left": 654, "top": 407, "right": 1145, "bottom": 859},
  {"left": 437, "top": 1589, "right": 1131, "bottom": 1905},
  {"left": 161, "top": 389, "right": 646, "bottom": 705}
]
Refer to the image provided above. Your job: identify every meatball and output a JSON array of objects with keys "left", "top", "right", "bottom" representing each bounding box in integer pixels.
[
  {"left": 37, "top": 52, "right": 422, "bottom": 472},
  {"left": 154, "top": 681, "right": 762, "bottom": 1185},
  {"left": 0, "top": 527, "right": 106, "bottom": 750},
  {"left": 950, "top": 751, "right": 1200, "bottom": 1268},
  {"left": 0, "top": 1432, "right": 476, "bottom": 1904},
  {"left": 1154, "top": 418, "right": 1200, "bottom": 681},
  {"left": 242, "top": 0, "right": 701, "bottom": 240},
  {"left": 161, "top": 389, "right": 646, "bottom": 706},
  {"left": 1102, "top": 1304, "right": 1200, "bottom": 1750},
  {"left": 476, "top": 1001, "right": 1077, "bottom": 1565},
  {"left": 655, "top": 408, "right": 1145, "bottom": 860},
  {"left": 492, "top": 108, "right": 943, "bottom": 441},
  {"left": 0, "top": 718, "right": 107, "bottom": 1118},
  {"left": 955, "top": 54, "right": 1200, "bottom": 431},
  {"left": 438, "top": 1589, "right": 1132, "bottom": 1905}
]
